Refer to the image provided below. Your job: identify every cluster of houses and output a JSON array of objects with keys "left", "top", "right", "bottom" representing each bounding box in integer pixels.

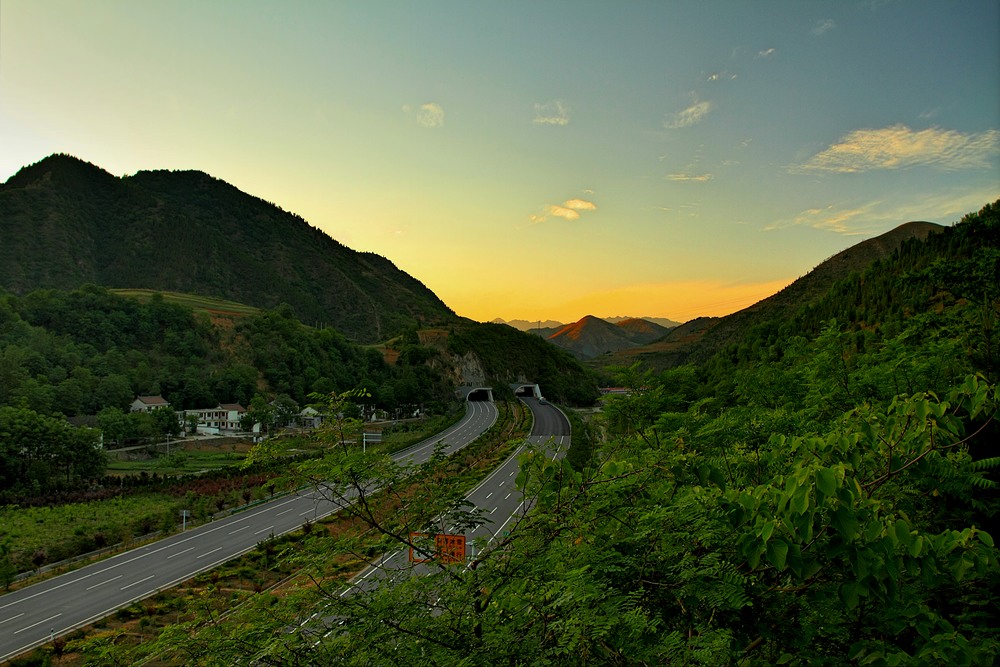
[{"left": 129, "top": 395, "right": 324, "bottom": 436}]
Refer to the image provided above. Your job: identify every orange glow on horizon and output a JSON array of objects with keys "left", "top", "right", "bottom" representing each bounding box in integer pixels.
[{"left": 451, "top": 277, "right": 796, "bottom": 325}]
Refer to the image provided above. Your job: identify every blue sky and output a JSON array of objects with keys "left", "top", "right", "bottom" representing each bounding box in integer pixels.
[{"left": 2, "top": 1, "right": 998, "bottom": 323}]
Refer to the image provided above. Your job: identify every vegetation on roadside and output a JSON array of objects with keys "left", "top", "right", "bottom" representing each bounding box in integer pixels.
[
  {"left": 16, "top": 399, "right": 528, "bottom": 666},
  {"left": 56, "top": 201, "right": 999, "bottom": 666}
]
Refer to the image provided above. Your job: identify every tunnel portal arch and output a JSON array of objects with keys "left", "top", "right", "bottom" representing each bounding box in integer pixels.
[
  {"left": 510, "top": 383, "right": 542, "bottom": 400},
  {"left": 457, "top": 386, "right": 494, "bottom": 402}
]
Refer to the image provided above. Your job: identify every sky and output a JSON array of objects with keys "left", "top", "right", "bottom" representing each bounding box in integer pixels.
[{"left": 2, "top": 1, "right": 998, "bottom": 325}]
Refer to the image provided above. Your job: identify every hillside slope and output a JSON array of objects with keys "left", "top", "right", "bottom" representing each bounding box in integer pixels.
[
  {"left": 605, "top": 220, "right": 946, "bottom": 370},
  {"left": 0, "top": 154, "right": 456, "bottom": 342}
]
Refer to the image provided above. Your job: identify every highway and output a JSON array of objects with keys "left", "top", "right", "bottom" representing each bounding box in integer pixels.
[
  {"left": 0, "top": 400, "right": 497, "bottom": 663},
  {"left": 330, "top": 396, "right": 570, "bottom": 602}
]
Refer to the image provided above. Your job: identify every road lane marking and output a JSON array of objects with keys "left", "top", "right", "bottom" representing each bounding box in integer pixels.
[
  {"left": 254, "top": 525, "right": 275, "bottom": 536},
  {"left": 121, "top": 575, "right": 155, "bottom": 590},
  {"left": 167, "top": 547, "right": 196, "bottom": 559},
  {"left": 276, "top": 508, "right": 294, "bottom": 516},
  {"left": 228, "top": 525, "right": 249, "bottom": 534},
  {"left": 485, "top": 492, "right": 493, "bottom": 499},
  {"left": 0, "top": 613, "right": 24, "bottom": 625},
  {"left": 13, "top": 612, "right": 61, "bottom": 634},
  {"left": 2, "top": 494, "right": 314, "bottom": 611},
  {"left": 86, "top": 575, "right": 123, "bottom": 591},
  {"left": 0, "top": 401, "right": 497, "bottom": 646},
  {"left": 197, "top": 547, "right": 224, "bottom": 559}
]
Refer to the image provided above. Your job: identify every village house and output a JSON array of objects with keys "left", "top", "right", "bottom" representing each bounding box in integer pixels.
[
  {"left": 184, "top": 403, "right": 247, "bottom": 434},
  {"left": 130, "top": 395, "right": 171, "bottom": 413}
]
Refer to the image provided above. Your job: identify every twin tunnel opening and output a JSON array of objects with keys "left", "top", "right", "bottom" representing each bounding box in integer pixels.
[{"left": 462, "top": 384, "right": 542, "bottom": 402}]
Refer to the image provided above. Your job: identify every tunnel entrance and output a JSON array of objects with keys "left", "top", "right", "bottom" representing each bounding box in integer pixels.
[
  {"left": 467, "top": 388, "right": 494, "bottom": 401},
  {"left": 511, "top": 384, "right": 542, "bottom": 400},
  {"left": 456, "top": 386, "right": 494, "bottom": 402}
]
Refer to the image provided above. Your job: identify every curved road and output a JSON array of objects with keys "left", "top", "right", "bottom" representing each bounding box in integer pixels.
[
  {"left": 0, "top": 400, "right": 497, "bottom": 663},
  {"left": 333, "top": 397, "right": 571, "bottom": 599}
]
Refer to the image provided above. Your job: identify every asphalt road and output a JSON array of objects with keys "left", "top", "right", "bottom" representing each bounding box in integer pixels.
[
  {"left": 0, "top": 400, "right": 497, "bottom": 663},
  {"left": 331, "top": 397, "right": 571, "bottom": 600}
]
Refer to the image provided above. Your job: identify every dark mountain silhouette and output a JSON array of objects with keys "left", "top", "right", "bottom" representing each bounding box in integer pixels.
[
  {"left": 613, "top": 317, "right": 673, "bottom": 343},
  {"left": 605, "top": 315, "right": 681, "bottom": 328},
  {"left": 492, "top": 318, "right": 565, "bottom": 332},
  {"left": 0, "top": 154, "right": 456, "bottom": 343},
  {"left": 605, "top": 220, "right": 947, "bottom": 369}
]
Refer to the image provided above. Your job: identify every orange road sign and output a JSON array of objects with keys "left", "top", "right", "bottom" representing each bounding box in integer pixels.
[{"left": 408, "top": 532, "right": 466, "bottom": 564}]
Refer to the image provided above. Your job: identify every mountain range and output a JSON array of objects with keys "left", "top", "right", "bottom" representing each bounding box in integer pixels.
[
  {"left": 0, "top": 153, "right": 962, "bottom": 367},
  {"left": 495, "top": 316, "right": 681, "bottom": 332}
]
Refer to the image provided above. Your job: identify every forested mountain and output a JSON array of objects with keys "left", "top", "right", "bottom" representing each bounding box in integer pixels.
[
  {"left": 0, "top": 154, "right": 456, "bottom": 343},
  {"left": 606, "top": 219, "right": 948, "bottom": 371}
]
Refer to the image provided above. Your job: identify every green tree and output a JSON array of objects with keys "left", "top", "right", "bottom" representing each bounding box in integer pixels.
[{"left": 97, "top": 406, "right": 128, "bottom": 447}]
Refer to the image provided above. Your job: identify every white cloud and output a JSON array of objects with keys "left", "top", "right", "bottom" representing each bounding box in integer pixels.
[
  {"left": 765, "top": 187, "right": 1000, "bottom": 235},
  {"left": 755, "top": 47, "right": 776, "bottom": 59},
  {"left": 769, "top": 204, "right": 876, "bottom": 235},
  {"left": 664, "top": 98, "right": 712, "bottom": 129},
  {"left": 563, "top": 199, "right": 596, "bottom": 211},
  {"left": 403, "top": 102, "right": 445, "bottom": 128},
  {"left": 529, "top": 197, "right": 597, "bottom": 224},
  {"left": 792, "top": 125, "right": 1000, "bottom": 173},
  {"left": 416, "top": 102, "right": 444, "bottom": 128},
  {"left": 812, "top": 19, "right": 836, "bottom": 35},
  {"left": 707, "top": 71, "right": 736, "bottom": 83},
  {"left": 665, "top": 172, "right": 714, "bottom": 182},
  {"left": 533, "top": 100, "right": 570, "bottom": 126}
]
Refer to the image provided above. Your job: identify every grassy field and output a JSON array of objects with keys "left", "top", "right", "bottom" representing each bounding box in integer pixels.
[
  {"left": 1, "top": 493, "right": 183, "bottom": 573},
  {"left": 105, "top": 441, "right": 252, "bottom": 476},
  {"left": 106, "top": 450, "right": 245, "bottom": 476},
  {"left": 110, "top": 288, "right": 261, "bottom": 317}
]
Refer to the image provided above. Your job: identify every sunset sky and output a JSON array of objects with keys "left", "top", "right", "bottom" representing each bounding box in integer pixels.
[{"left": 2, "top": 1, "right": 998, "bottom": 324}]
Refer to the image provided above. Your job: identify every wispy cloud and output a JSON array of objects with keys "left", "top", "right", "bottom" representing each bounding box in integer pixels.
[
  {"left": 665, "top": 172, "right": 714, "bottom": 182},
  {"left": 767, "top": 203, "right": 877, "bottom": 235},
  {"left": 403, "top": 102, "right": 445, "bottom": 128},
  {"left": 765, "top": 187, "right": 1000, "bottom": 235},
  {"left": 755, "top": 47, "right": 776, "bottom": 59},
  {"left": 812, "top": 19, "right": 836, "bottom": 35},
  {"left": 791, "top": 125, "right": 1000, "bottom": 174},
  {"left": 533, "top": 100, "right": 570, "bottom": 126},
  {"left": 664, "top": 97, "right": 712, "bottom": 129},
  {"left": 529, "top": 197, "right": 597, "bottom": 224},
  {"left": 707, "top": 71, "right": 737, "bottom": 83}
]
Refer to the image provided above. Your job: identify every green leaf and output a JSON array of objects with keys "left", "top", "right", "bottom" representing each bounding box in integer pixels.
[
  {"left": 816, "top": 468, "right": 837, "bottom": 498},
  {"left": 893, "top": 519, "right": 913, "bottom": 547},
  {"left": 789, "top": 486, "right": 810, "bottom": 515},
  {"left": 977, "top": 530, "right": 995, "bottom": 548},
  {"left": 767, "top": 538, "right": 789, "bottom": 570},
  {"left": 833, "top": 506, "right": 859, "bottom": 541},
  {"left": 864, "top": 519, "right": 883, "bottom": 541},
  {"left": 760, "top": 520, "right": 775, "bottom": 544},
  {"left": 839, "top": 581, "right": 862, "bottom": 609}
]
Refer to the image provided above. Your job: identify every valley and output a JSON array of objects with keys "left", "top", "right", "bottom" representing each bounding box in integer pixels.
[{"left": 0, "top": 154, "right": 997, "bottom": 664}]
